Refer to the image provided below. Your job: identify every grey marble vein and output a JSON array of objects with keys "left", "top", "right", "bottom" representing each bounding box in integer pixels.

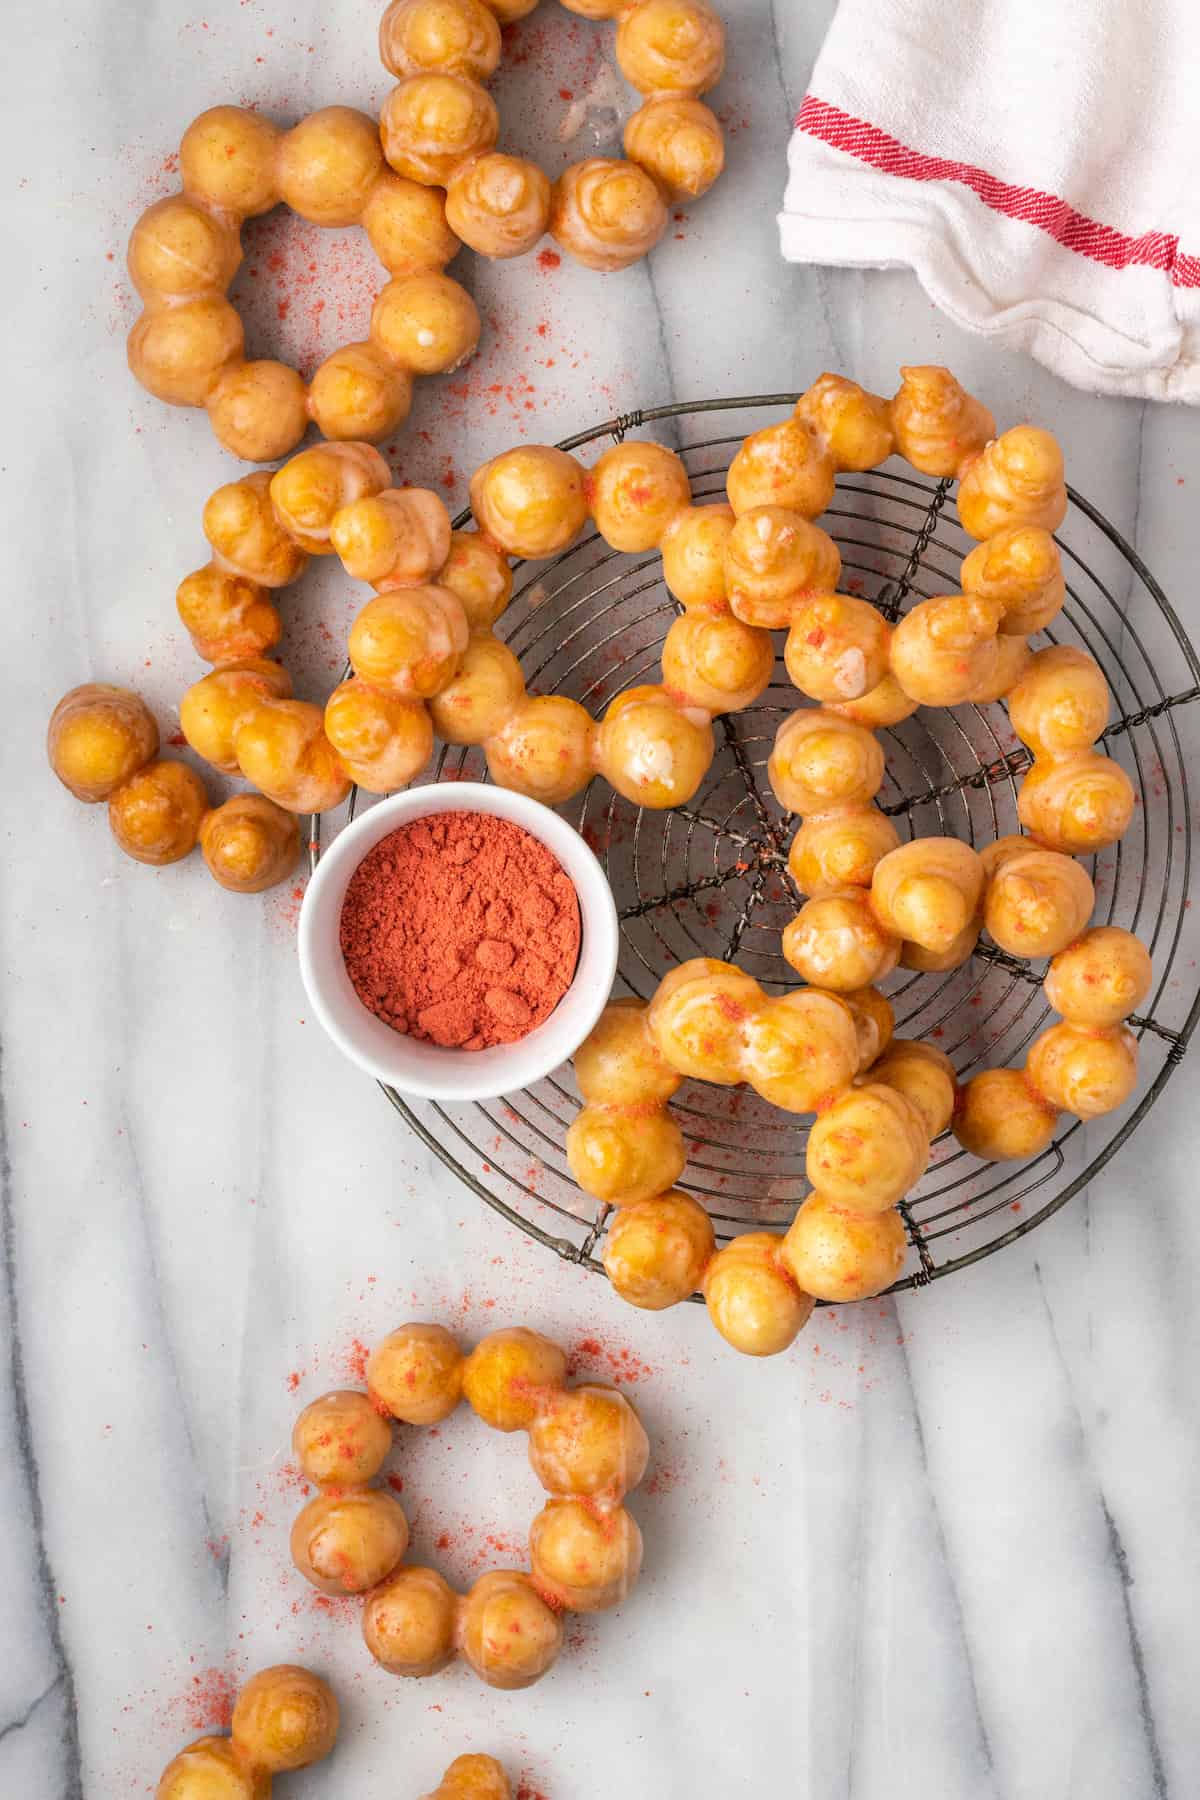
[{"left": 0, "top": 1058, "right": 82, "bottom": 1800}]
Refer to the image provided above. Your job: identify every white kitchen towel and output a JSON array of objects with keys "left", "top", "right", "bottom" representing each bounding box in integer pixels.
[{"left": 779, "top": 0, "right": 1200, "bottom": 402}]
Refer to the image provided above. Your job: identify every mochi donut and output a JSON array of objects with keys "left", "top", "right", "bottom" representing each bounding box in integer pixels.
[{"left": 287, "top": 1322, "right": 648, "bottom": 1688}]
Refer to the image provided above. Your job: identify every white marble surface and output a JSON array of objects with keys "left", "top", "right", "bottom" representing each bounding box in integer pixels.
[{"left": 5, "top": 2, "right": 1200, "bottom": 1796}]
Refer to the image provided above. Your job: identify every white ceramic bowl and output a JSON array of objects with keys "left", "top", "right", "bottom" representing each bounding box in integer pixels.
[{"left": 298, "top": 783, "right": 618, "bottom": 1100}]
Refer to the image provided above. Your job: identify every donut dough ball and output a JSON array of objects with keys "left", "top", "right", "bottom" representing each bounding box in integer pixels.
[
  {"left": 362, "top": 171, "right": 462, "bottom": 274},
  {"left": 890, "top": 364, "right": 995, "bottom": 479},
  {"left": 726, "top": 418, "right": 836, "bottom": 519},
  {"left": 432, "top": 1756, "right": 512, "bottom": 1800},
  {"left": 702, "top": 1233, "right": 813, "bottom": 1357},
  {"left": 276, "top": 107, "right": 384, "bottom": 225},
  {"left": 180, "top": 106, "right": 282, "bottom": 217},
  {"left": 889, "top": 593, "right": 1005, "bottom": 708},
  {"left": 550, "top": 158, "right": 668, "bottom": 271},
  {"left": 589, "top": 440, "right": 691, "bottom": 552},
  {"left": 445, "top": 152, "right": 552, "bottom": 258},
  {"left": 661, "top": 612, "right": 773, "bottom": 714},
  {"left": 470, "top": 445, "right": 588, "bottom": 557},
  {"left": 780, "top": 1193, "right": 907, "bottom": 1303},
  {"left": 177, "top": 568, "right": 283, "bottom": 665},
  {"left": 461, "top": 1326, "right": 566, "bottom": 1431},
  {"left": 347, "top": 586, "right": 468, "bottom": 699},
  {"left": 781, "top": 889, "right": 899, "bottom": 992},
  {"left": 566, "top": 1105, "right": 686, "bottom": 1205},
  {"left": 379, "top": 0, "right": 503, "bottom": 81},
  {"left": 575, "top": 998, "right": 681, "bottom": 1109},
  {"left": 768, "top": 708, "right": 883, "bottom": 816},
  {"left": 615, "top": 0, "right": 726, "bottom": 97},
  {"left": 363, "top": 1564, "right": 458, "bottom": 1676},
  {"left": 371, "top": 271, "right": 481, "bottom": 375},
  {"left": 324, "top": 679, "right": 434, "bottom": 791},
  {"left": 527, "top": 1384, "right": 650, "bottom": 1499},
  {"left": 180, "top": 659, "right": 293, "bottom": 773},
  {"left": 1044, "top": 926, "right": 1152, "bottom": 1028},
  {"left": 331, "top": 487, "right": 451, "bottom": 586},
  {"left": 623, "top": 96, "right": 725, "bottom": 200},
  {"left": 724, "top": 506, "right": 841, "bottom": 629},
  {"left": 309, "top": 343, "right": 414, "bottom": 443},
  {"left": 602, "top": 1190, "right": 715, "bottom": 1309},
  {"left": 660, "top": 503, "right": 735, "bottom": 611},
  {"left": 795, "top": 373, "right": 895, "bottom": 472},
  {"left": 367, "top": 1322, "right": 464, "bottom": 1425},
  {"left": 1007, "top": 645, "right": 1110, "bottom": 756},
  {"left": 206, "top": 359, "right": 310, "bottom": 462},
  {"left": 290, "top": 1488, "right": 409, "bottom": 1595},
  {"left": 785, "top": 594, "right": 892, "bottom": 703},
  {"left": 292, "top": 1390, "right": 393, "bottom": 1487},
  {"left": 233, "top": 699, "right": 352, "bottom": 813},
  {"left": 648, "top": 957, "right": 761, "bottom": 1084},
  {"left": 428, "top": 633, "right": 524, "bottom": 745},
  {"left": 787, "top": 807, "right": 900, "bottom": 897},
  {"left": 486, "top": 695, "right": 594, "bottom": 804},
  {"left": 807, "top": 1083, "right": 929, "bottom": 1210},
  {"left": 230, "top": 1666, "right": 339, "bottom": 1773},
  {"left": 205, "top": 472, "right": 309, "bottom": 587},
  {"left": 127, "top": 195, "right": 241, "bottom": 300},
  {"left": 128, "top": 296, "right": 244, "bottom": 406},
  {"left": 529, "top": 1498, "right": 643, "bottom": 1611},
  {"left": 156, "top": 1736, "right": 269, "bottom": 1800},
  {"left": 1018, "top": 753, "right": 1136, "bottom": 854},
  {"left": 983, "top": 843, "right": 1094, "bottom": 959},
  {"left": 871, "top": 837, "right": 984, "bottom": 955},
  {"left": 459, "top": 1571, "right": 563, "bottom": 1690},
  {"left": 439, "top": 530, "right": 513, "bottom": 629},
  {"left": 957, "top": 425, "right": 1067, "bottom": 540},
  {"left": 200, "top": 794, "right": 302, "bottom": 894},
  {"left": 1026, "top": 1021, "right": 1138, "bottom": 1119},
  {"left": 380, "top": 73, "right": 500, "bottom": 186},
  {"left": 594, "top": 686, "right": 714, "bottom": 808},
  {"left": 960, "top": 524, "right": 1065, "bottom": 636},
  {"left": 953, "top": 1068, "right": 1058, "bottom": 1161},
  {"left": 109, "top": 761, "right": 208, "bottom": 866},
  {"left": 48, "top": 684, "right": 159, "bottom": 802}
]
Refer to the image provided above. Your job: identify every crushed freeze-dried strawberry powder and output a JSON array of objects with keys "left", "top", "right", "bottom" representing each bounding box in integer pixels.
[{"left": 340, "top": 812, "right": 581, "bottom": 1050}]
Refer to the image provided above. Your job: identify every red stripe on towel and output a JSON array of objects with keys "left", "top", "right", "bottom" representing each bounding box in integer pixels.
[{"left": 795, "top": 94, "right": 1200, "bottom": 288}]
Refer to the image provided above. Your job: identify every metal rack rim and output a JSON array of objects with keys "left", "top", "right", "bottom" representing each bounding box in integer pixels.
[{"left": 308, "top": 392, "right": 1200, "bottom": 1304}]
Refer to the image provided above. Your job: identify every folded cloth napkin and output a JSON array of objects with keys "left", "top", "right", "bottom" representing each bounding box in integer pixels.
[{"left": 779, "top": 0, "right": 1200, "bottom": 402}]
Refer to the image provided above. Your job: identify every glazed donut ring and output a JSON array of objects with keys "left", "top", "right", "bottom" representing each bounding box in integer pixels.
[
  {"left": 128, "top": 106, "right": 476, "bottom": 461},
  {"left": 567, "top": 977, "right": 957, "bottom": 1351},
  {"left": 288, "top": 1322, "right": 648, "bottom": 1691},
  {"left": 377, "top": 0, "right": 728, "bottom": 271}
]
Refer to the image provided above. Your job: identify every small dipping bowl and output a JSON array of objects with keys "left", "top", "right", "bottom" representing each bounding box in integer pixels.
[{"left": 298, "top": 783, "right": 619, "bottom": 1101}]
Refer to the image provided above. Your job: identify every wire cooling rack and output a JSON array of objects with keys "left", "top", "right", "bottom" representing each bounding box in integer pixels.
[{"left": 315, "top": 394, "right": 1200, "bottom": 1298}]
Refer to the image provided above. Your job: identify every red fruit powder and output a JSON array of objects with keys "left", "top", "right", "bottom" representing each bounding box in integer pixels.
[{"left": 339, "top": 812, "right": 581, "bottom": 1050}]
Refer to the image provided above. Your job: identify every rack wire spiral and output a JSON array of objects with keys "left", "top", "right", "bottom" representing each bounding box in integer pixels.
[{"left": 314, "top": 394, "right": 1200, "bottom": 1299}]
